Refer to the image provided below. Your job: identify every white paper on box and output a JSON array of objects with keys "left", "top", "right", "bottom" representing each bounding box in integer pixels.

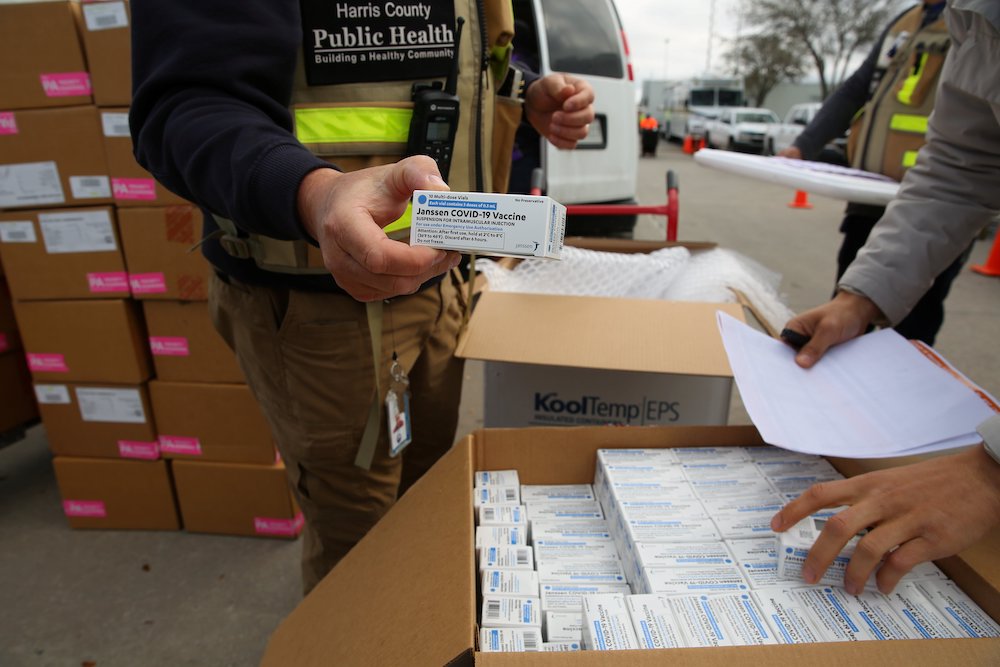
[
  {"left": 910, "top": 578, "right": 1000, "bottom": 638},
  {"left": 536, "top": 560, "right": 627, "bottom": 585},
  {"left": 752, "top": 587, "right": 831, "bottom": 644},
  {"left": 673, "top": 447, "right": 750, "bottom": 463},
  {"left": 625, "top": 594, "right": 684, "bottom": 648},
  {"left": 526, "top": 501, "right": 603, "bottom": 522},
  {"left": 83, "top": 1, "right": 129, "bottom": 31},
  {"left": 581, "top": 594, "right": 640, "bottom": 651},
  {"left": 39, "top": 210, "right": 116, "bottom": 254},
  {"left": 0, "top": 162, "right": 65, "bottom": 208},
  {"left": 410, "top": 190, "right": 565, "bottom": 259},
  {"left": 101, "top": 112, "right": 131, "bottom": 138},
  {"left": 478, "top": 504, "right": 527, "bottom": 527},
  {"left": 533, "top": 540, "right": 620, "bottom": 563},
  {"left": 482, "top": 569, "right": 540, "bottom": 597},
  {"left": 597, "top": 448, "right": 679, "bottom": 465},
  {"left": 75, "top": 387, "right": 146, "bottom": 424},
  {"left": 545, "top": 611, "right": 583, "bottom": 642},
  {"left": 473, "top": 485, "right": 520, "bottom": 508},
  {"left": 520, "top": 484, "right": 595, "bottom": 503},
  {"left": 530, "top": 520, "right": 611, "bottom": 542},
  {"left": 625, "top": 517, "right": 721, "bottom": 544},
  {"left": 479, "top": 627, "right": 542, "bottom": 652},
  {"left": 34, "top": 384, "right": 71, "bottom": 405},
  {"left": 481, "top": 596, "right": 542, "bottom": 628},
  {"left": 889, "top": 582, "right": 964, "bottom": 639},
  {"left": 539, "top": 583, "right": 632, "bottom": 612},
  {"left": 727, "top": 538, "right": 781, "bottom": 589},
  {"left": 690, "top": 476, "right": 776, "bottom": 500},
  {"left": 540, "top": 642, "right": 581, "bottom": 651},
  {"left": 634, "top": 541, "right": 735, "bottom": 570},
  {"left": 475, "top": 470, "right": 520, "bottom": 487},
  {"left": 0, "top": 221, "right": 37, "bottom": 244},
  {"left": 475, "top": 526, "right": 527, "bottom": 547},
  {"left": 69, "top": 175, "right": 112, "bottom": 200},
  {"left": 641, "top": 565, "right": 750, "bottom": 596},
  {"left": 479, "top": 546, "right": 534, "bottom": 571}
]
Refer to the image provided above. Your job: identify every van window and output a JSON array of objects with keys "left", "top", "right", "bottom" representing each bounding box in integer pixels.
[{"left": 539, "top": 0, "right": 624, "bottom": 78}]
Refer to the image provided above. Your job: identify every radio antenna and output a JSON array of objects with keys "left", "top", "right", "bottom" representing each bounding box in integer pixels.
[{"left": 445, "top": 17, "right": 465, "bottom": 96}]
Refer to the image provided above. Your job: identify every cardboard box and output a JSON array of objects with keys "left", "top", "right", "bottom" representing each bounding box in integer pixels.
[
  {"left": 34, "top": 381, "right": 157, "bottom": 459},
  {"left": 0, "top": 1, "right": 91, "bottom": 110},
  {"left": 142, "top": 300, "right": 244, "bottom": 383},
  {"left": 100, "top": 108, "right": 189, "bottom": 206},
  {"left": 457, "top": 292, "right": 741, "bottom": 427},
  {"left": 0, "top": 106, "right": 112, "bottom": 210},
  {"left": 52, "top": 456, "right": 179, "bottom": 530},
  {"left": 0, "top": 351, "right": 39, "bottom": 433},
  {"left": 14, "top": 299, "right": 152, "bottom": 383},
  {"left": 260, "top": 426, "right": 1000, "bottom": 665},
  {"left": 118, "top": 206, "right": 212, "bottom": 300},
  {"left": 172, "top": 459, "right": 302, "bottom": 539},
  {"left": 79, "top": 1, "right": 131, "bottom": 106},
  {"left": 0, "top": 207, "right": 129, "bottom": 300},
  {"left": 149, "top": 380, "right": 275, "bottom": 464},
  {"left": 0, "top": 278, "right": 20, "bottom": 353}
]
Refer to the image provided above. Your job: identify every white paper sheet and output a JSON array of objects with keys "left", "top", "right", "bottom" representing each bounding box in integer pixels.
[{"left": 716, "top": 312, "right": 997, "bottom": 457}]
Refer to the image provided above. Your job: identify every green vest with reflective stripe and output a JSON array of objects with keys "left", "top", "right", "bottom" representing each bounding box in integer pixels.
[
  {"left": 849, "top": 6, "right": 949, "bottom": 183},
  {"left": 217, "top": 0, "right": 516, "bottom": 274}
]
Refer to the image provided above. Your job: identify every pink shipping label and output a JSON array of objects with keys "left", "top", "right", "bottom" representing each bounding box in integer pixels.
[
  {"left": 63, "top": 500, "right": 107, "bottom": 518},
  {"left": 129, "top": 273, "right": 167, "bottom": 294},
  {"left": 118, "top": 440, "right": 161, "bottom": 460},
  {"left": 0, "top": 333, "right": 8, "bottom": 353},
  {"left": 149, "top": 337, "right": 190, "bottom": 357},
  {"left": 87, "top": 272, "right": 130, "bottom": 293},
  {"left": 112, "top": 178, "right": 157, "bottom": 201},
  {"left": 159, "top": 435, "right": 202, "bottom": 456},
  {"left": 254, "top": 512, "right": 305, "bottom": 537},
  {"left": 27, "top": 353, "right": 69, "bottom": 373},
  {"left": 40, "top": 72, "right": 92, "bottom": 98},
  {"left": 0, "top": 112, "right": 17, "bottom": 135}
]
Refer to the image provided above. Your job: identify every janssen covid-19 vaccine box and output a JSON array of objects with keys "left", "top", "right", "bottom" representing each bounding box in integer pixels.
[{"left": 410, "top": 190, "right": 565, "bottom": 259}]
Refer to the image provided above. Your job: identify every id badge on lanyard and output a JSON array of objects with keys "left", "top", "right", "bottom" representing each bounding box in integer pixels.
[{"left": 386, "top": 355, "right": 412, "bottom": 457}]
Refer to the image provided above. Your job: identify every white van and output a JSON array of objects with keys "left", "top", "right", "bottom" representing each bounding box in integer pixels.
[{"left": 510, "top": 0, "right": 639, "bottom": 235}]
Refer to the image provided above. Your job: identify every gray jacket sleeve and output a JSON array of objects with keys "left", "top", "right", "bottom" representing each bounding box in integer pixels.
[{"left": 839, "top": 3, "right": 1000, "bottom": 325}]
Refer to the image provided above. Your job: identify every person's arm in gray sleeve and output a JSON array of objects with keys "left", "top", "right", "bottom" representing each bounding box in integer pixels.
[
  {"left": 792, "top": 31, "right": 883, "bottom": 160},
  {"left": 840, "top": 6, "right": 1000, "bottom": 325}
]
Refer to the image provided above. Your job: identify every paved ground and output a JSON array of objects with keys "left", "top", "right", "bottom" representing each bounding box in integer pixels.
[{"left": 2, "top": 138, "right": 997, "bottom": 666}]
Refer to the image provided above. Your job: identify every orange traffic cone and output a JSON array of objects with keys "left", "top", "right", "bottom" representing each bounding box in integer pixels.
[
  {"left": 971, "top": 231, "right": 1000, "bottom": 277},
  {"left": 787, "top": 190, "right": 813, "bottom": 209},
  {"left": 682, "top": 135, "right": 694, "bottom": 154},
  {"left": 695, "top": 137, "right": 706, "bottom": 152}
]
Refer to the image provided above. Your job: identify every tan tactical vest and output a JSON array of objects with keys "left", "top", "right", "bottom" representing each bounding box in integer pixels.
[
  {"left": 217, "top": 0, "right": 520, "bottom": 273},
  {"left": 848, "top": 6, "right": 950, "bottom": 182}
]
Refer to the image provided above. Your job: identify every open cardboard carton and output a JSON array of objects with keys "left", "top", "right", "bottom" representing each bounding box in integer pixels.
[{"left": 261, "top": 425, "right": 1000, "bottom": 665}]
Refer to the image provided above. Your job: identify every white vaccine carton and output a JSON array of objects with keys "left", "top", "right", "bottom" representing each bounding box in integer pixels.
[
  {"left": 479, "top": 545, "right": 534, "bottom": 572},
  {"left": 479, "top": 627, "right": 542, "bottom": 652},
  {"left": 481, "top": 595, "right": 542, "bottom": 629},
  {"left": 531, "top": 520, "right": 612, "bottom": 542},
  {"left": 909, "top": 579, "right": 1000, "bottom": 638},
  {"left": 689, "top": 476, "right": 776, "bottom": 500},
  {"left": 727, "top": 537, "right": 782, "bottom": 589},
  {"left": 623, "top": 516, "right": 721, "bottom": 544},
  {"left": 478, "top": 504, "right": 528, "bottom": 528},
  {"left": 544, "top": 611, "right": 583, "bottom": 642},
  {"left": 775, "top": 586, "right": 879, "bottom": 641},
  {"left": 776, "top": 516, "right": 860, "bottom": 587},
  {"left": 712, "top": 510, "right": 779, "bottom": 540},
  {"left": 680, "top": 462, "right": 765, "bottom": 481},
  {"left": 482, "top": 570, "right": 540, "bottom": 598},
  {"left": 846, "top": 590, "right": 928, "bottom": 640},
  {"left": 754, "top": 458, "right": 842, "bottom": 479},
  {"left": 475, "top": 469, "right": 520, "bottom": 487},
  {"left": 596, "top": 448, "right": 679, "bottom": 465},
  {"left": 539, "top": 583, "right": 633, "bottom": 612},
  {"left": 768, "top": 472, "right": 842, "bottom": 496},
  {"left": 673, "top": 447, "right": 750, "bottom": 463},
  {"left": 752, "top": 587, "right": 831, "bottom": 644},
  {"left": 625, "top": 594, "right": 684, "bottom": 648},
  {"left": 526, "top": 501, "right": 603, "bottom": 524},
  {"left": 473, "top": 485, "right": 520, "bottom": 508},
  {"left": 533, "top": 539, "right": 620, "bottom": 563},
  {"left": 667, "top": 593, "right": 777, "bottom": 646},
  {"left": 887, "top": 582, "right": 965, "bottom": 639},
  {"left": 475, "top": 525, "right": 527, "bottom": 548},
  {"left": 634, "top": 541, "right": 736, "bottom": 570},
  {"left": 581, "top": 594, "right": 640, "bottom": 651},
  {"left": 410, "top": 190, "right": 565, "bottom": 259},
  {"left": 536, "top": 560, "right": 628, "bottom": 585},
  {"left": 540, "top": 642, "right": 581, "bottom": 651},
  {"left": 520, "top": 484, "right": 595, "bottom": 503},
  {"left": 640, "top": 565, "right": 751, "bottom": 596}
]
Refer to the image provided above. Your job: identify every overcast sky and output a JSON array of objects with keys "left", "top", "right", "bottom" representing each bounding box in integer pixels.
[{"left": 616, "top": 0, "right": 744, "bottom": 83}]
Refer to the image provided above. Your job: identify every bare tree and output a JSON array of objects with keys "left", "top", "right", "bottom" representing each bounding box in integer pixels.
[
  {"left": 723, "top": 33, "right": 806, "bottom": 107},
  {"left": 744, "top": 0, "right": 905, "bottom": 99}
]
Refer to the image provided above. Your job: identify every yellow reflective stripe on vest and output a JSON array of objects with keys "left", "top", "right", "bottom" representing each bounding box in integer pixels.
[
  {"left": 902, "top": 150, "right": 919, "bottom": 168},
  {"left": 889, "top": 113, "right": 928, "bottom": 134},
  {"left": 384, "top": 202, "right": 412, "bottom": 234},
  {"left": 294, "top": 107, "right": 412, "bottom": 144},
  {"left": 896, "top": 53, "right": 928, "bottom": 106}
]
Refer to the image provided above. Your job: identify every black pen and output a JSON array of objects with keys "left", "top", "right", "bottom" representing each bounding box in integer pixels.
[{"left": 780, "top": 328, "right": 811, "bottom": 351}]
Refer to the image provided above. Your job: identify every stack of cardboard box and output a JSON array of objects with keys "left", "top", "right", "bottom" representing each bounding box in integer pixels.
[{"left": 0, "top": 0, "right": 300, "bottom": 539}]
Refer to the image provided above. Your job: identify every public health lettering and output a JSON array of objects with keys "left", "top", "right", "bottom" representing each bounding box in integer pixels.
[{"left": 300, "top": 0, "right": 457, "bottom": 85}]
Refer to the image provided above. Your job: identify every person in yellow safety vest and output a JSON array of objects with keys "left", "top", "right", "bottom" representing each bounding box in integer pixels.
[
  {"left": 778, "top": 0, "right": 967, "bottom": 347},
  {"left": 130, "top": 0, "right": 595, "bottom": 596}
]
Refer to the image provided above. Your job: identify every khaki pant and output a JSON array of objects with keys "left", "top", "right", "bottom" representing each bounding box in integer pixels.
[{"left": 209, "top": 270, "right": 466, "bottom": 594}]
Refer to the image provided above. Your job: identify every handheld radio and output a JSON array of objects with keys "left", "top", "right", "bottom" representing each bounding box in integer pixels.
[{"left": 407, "top": 17, "right": 464, "bottom": 182}]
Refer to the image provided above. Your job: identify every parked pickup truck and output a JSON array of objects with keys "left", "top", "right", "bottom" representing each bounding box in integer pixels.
[
  {"left": 764, "top": 102, "right": 849, "bottom": 160},
  {"left": 704, "top": 107, "right": 780, "bottom": 153}
]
